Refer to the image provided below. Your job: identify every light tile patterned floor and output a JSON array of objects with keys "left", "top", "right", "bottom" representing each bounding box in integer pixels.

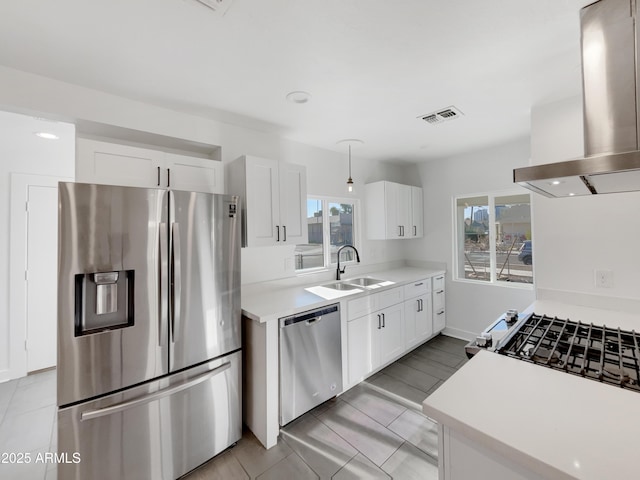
[
  {"left": 0, "top": 334, "right": 468, "bottom": 480},
  {"left": 185, "top": 334, "right": 468, "bottom": 479}
]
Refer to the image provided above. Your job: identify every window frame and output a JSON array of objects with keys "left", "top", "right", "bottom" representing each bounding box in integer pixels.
[
  {"left": 452, "top": 189, "right": 534, "bottom": 289},
  {"left": 295, "top": 195, "right": 360, "bottom": 275}
]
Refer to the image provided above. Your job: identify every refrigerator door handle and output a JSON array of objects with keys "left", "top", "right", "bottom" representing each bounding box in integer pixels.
[
  {"left": 80, "top": 361, "right": 231, "bottom": 421},
  {"left": 171, "top": 222, "right": 182, "bottom": 343},
  {"left": 159, "top": 222, "right": 168, "bottom": 347}
]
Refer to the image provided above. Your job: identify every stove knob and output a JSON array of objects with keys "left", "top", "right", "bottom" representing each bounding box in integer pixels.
[
  {"left": 505, "top": 309, "right": 518, "bottom": 323},
  {"left": 476, "top": 333, "right": 492, "bottom": 348}
]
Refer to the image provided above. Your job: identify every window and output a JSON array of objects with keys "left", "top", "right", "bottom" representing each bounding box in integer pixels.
[
  {"left": 455, "top": 192, "right": 533, "bottom": 285},
  {"left": 294, "top": 198, "right": 357, "bottom": 272}
]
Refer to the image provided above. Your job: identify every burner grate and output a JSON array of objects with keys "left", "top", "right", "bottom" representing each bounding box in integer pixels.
[{"left": 496, "top": 313, "right": 640, "bottom": 392}]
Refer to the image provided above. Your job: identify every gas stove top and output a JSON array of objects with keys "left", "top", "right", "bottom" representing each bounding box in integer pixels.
[{"left": 495, "top": 313, "right": 640, "bottom": 393}]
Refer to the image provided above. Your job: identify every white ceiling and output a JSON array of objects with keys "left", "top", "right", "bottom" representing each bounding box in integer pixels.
[{"left": 0, "top": 0, "right": 593, "bottom": 162}]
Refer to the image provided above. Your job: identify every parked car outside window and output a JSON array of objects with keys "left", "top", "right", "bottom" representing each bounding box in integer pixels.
[{"left": 518, "top": 240, "right": 532, "bottom": 265}]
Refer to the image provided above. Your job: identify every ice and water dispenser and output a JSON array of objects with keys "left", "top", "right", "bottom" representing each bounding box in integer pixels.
[{"left": 75, "top": 270, "right": 135, "bottom": 336}]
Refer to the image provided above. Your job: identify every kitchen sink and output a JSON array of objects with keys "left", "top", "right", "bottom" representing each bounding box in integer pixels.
[
  {"left": 345, "top": 277, "right": 385, "bottom": 287},
  {"left": 322, "top": 282, "right": 361, "bottom": 291}
]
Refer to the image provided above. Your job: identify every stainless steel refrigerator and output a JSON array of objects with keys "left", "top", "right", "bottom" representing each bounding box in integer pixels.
[{"left": 56, "top": 182, "right": 241, "bottom": 480}]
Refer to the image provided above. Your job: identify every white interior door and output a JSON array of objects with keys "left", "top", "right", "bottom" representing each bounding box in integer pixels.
[
  {"left": 25, "top": 185, "right": 59, "bottom": 372},
  {"left": 10, "top": 174, "right": 71, "bottom": 379}
]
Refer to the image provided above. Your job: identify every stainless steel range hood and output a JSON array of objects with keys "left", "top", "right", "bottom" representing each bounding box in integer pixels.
[{"left": 514, "top": 0, "right": 640, "bottom": 197}]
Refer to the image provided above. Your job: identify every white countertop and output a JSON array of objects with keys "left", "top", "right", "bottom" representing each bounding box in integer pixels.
[
  {"left": 423, "top": 301, "right": 640, "bottom": 480},
  {"left": 241, "top": 267, "right": 445, "bottom": 323}
]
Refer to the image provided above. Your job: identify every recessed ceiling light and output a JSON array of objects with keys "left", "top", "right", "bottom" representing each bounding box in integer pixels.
[
  {"left": 568, "top": 193, "right": 576, "bottom": 196},
  {"left": 549, "top": 180, "right": 563, "bottom": 186},
  {"left": 286, "top": 91, "right": 311, "bottom": 104},
  {"left": 34, "top": 132, "right": 60, "bottom": 140}
]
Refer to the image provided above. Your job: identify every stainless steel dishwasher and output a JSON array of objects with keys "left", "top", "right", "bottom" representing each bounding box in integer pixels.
[{"left": 279, "top": 303, "right": 342, "bottom": 425}]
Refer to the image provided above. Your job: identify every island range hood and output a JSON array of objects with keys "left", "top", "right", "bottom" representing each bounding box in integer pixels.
[{"left": 514, "top": 0, "right": 640, "bottom": 197}]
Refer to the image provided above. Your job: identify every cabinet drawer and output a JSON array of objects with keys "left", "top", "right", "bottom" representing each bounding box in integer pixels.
[
  {"left": 433, "top": 274, "right": 445, "bottom": 292},
  {"left": 348, "top": 294, "right": 379, "bottom": 321},
  {"left": 433, "top": 289, "right": 445, "bottom": 312},
  {"left": 434, "top": 308, "right": 446, "bottom": 333},
  {"left": 378, "top": 286, "right": 404, "bottom": 310},
  {"left": 404, "top": 278, "right": 430, "bottom": 299}
]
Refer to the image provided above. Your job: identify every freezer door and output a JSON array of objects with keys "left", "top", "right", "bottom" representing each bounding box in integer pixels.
[
  {"left": 169, "top": 191, "right": 241, "bottom": 371},
  {"left": 57, "top": 351, "right": 242, "bottom": 480},
  {"left": 57, "top": 183, "right": 170, "bottom": 406}
]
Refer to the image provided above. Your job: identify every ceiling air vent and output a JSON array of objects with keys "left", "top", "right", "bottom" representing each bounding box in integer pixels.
[
  {"left": 194, "top": 0, "right": 235, "bottom": 15},
  {"left": 419, "top": 106, "right": 464, "bottom": 125}
]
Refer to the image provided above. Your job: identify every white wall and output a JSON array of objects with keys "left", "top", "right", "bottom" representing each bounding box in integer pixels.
[
  {"left": 0, "top": 66, "right": 416, "bottom": 287},
  {"left": 0, "top": 110, "right": 75, "bottom": 379},
  {"left": 405, "top": 139, "right": 536, "bottom": 339},
  {"left": 531, "top": 97, "right": 640, "bottom": 309}
]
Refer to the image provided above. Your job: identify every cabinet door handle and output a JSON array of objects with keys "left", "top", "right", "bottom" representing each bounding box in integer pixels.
[
  {"left": 416, "top": 299, "right": 421, "bottom": 312},
  {"left": 382, "top": 313, "right": 385, "bottom": 328},
  {"left": 276, "top": 225, "right": 280, "bottom": 242},
  {"left": 166, "top": 168, "right": 171, "bottom": 188},
  {"left": 398, "top": 225, "right": 402, "bottom": 237},
  {"left": 413, "top": 225, "right": 417, "bottom": 236},
  {"left": 437, "top": 311, "right": 444, "bottom": 316},
  {"left": 157, "top": 166, "right": 161, "bottom": 186},
  {"left": 415, "top": 282, "right": 423, "bottom": 286},
  {"left": 436, "top": 290, "right": 444, "bottom": 294},
  {"left": 377, "top": 314, "right": 381, "bottom": 330},
  {"left": 283, "top": 225, "right": 287, "bottom": 242}
]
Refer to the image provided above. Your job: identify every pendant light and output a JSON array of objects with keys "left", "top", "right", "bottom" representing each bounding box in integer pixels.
[
  {"left": 338, "top": 139, "right": 363, "bottom": 194},
  {"left": 347, "top": 144, "right": 354, "bottom": 193}
]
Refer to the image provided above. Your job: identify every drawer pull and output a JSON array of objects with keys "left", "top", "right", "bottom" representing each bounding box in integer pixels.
[{"left": 414, "top": 282, "right": 424, "bottom": 286}]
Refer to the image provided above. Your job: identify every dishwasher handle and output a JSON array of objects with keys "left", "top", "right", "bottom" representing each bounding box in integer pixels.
[{"left": 280, "top": 304, "right": 339, "bottom": 328}]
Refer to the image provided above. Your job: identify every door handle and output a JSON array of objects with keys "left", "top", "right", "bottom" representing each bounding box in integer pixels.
[
  {"left": 158, "top": 222, "right": 168, "bottom": 347},
  {"left": 171, "top": 223, "right": 182, "bottom": 343},
  {"left": 81, "top": 361, "right": 231, "bottom": 421},
  {"left": 283, "top": 225, "right": 287, "bottom": 242},
  {"left": 417, "top": 299, "right": 421, "bottom": 312},
  {"left": 381, "top": 313, "right": 385, "bottom": 328},
  {"left": 166, "top": 168, "right": 171, "bottom": 188},
  {"left": 413, "top": 225, "right": 417, "bottom": 236},
  {"left": 377, "top": 314, "right": 381, "bottom": 330},
  {"left": 398, "top": 225, "right": 402, "bottom": 237},
  {"left": 276, "top": 225, "right": 280, "bottom": 242},
  {"left": 157, "top": 166, "right": 161, "bottom": 187}
]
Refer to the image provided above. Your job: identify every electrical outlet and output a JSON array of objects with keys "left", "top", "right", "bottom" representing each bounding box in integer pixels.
[{"left": 594, "top": 269, "right": 613, "bottom": 288}]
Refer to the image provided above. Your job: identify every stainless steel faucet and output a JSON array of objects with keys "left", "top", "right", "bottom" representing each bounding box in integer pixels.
[{"left": 336, "top": 244, "right": 360, "bottom": 280}]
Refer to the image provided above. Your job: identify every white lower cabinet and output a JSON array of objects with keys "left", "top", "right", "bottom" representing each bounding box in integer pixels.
[
  {"left": 404, "top": 278, "right": 433, "bottom": 349},
  {"left": 347, "top": 314, "right": 374, "bottom": 385},
  {"left": 377, "top": 303, "right": 405, "bottom": 366},
  {"left": 432, "top": 274, "right": 446, "bottom": 333},
  {"left": 405, "top": 293, "right": 433, "bottom": 349},
  {"left": 347, "top": 303, "right": 405, "bottom": 386},
  {"left": 346, "top": 273, "right": 446, "bottom": 388}
]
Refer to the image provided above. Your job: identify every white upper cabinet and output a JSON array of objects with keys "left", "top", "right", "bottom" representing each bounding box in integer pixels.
[
  {"left": 365, "top": 181, "right": 423, "bottom": 239},
  {"left": 229, "top": 155, "right": 307, "bottom": 247},
  {"left": 164, "top": 152, "right": 223, "bottom": 193},
  {"left": 411, "top": 186, "right": 424, "bottom": 238},
  {"left": 76, "top": 138, "right": 223, "bottom": 194}
]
